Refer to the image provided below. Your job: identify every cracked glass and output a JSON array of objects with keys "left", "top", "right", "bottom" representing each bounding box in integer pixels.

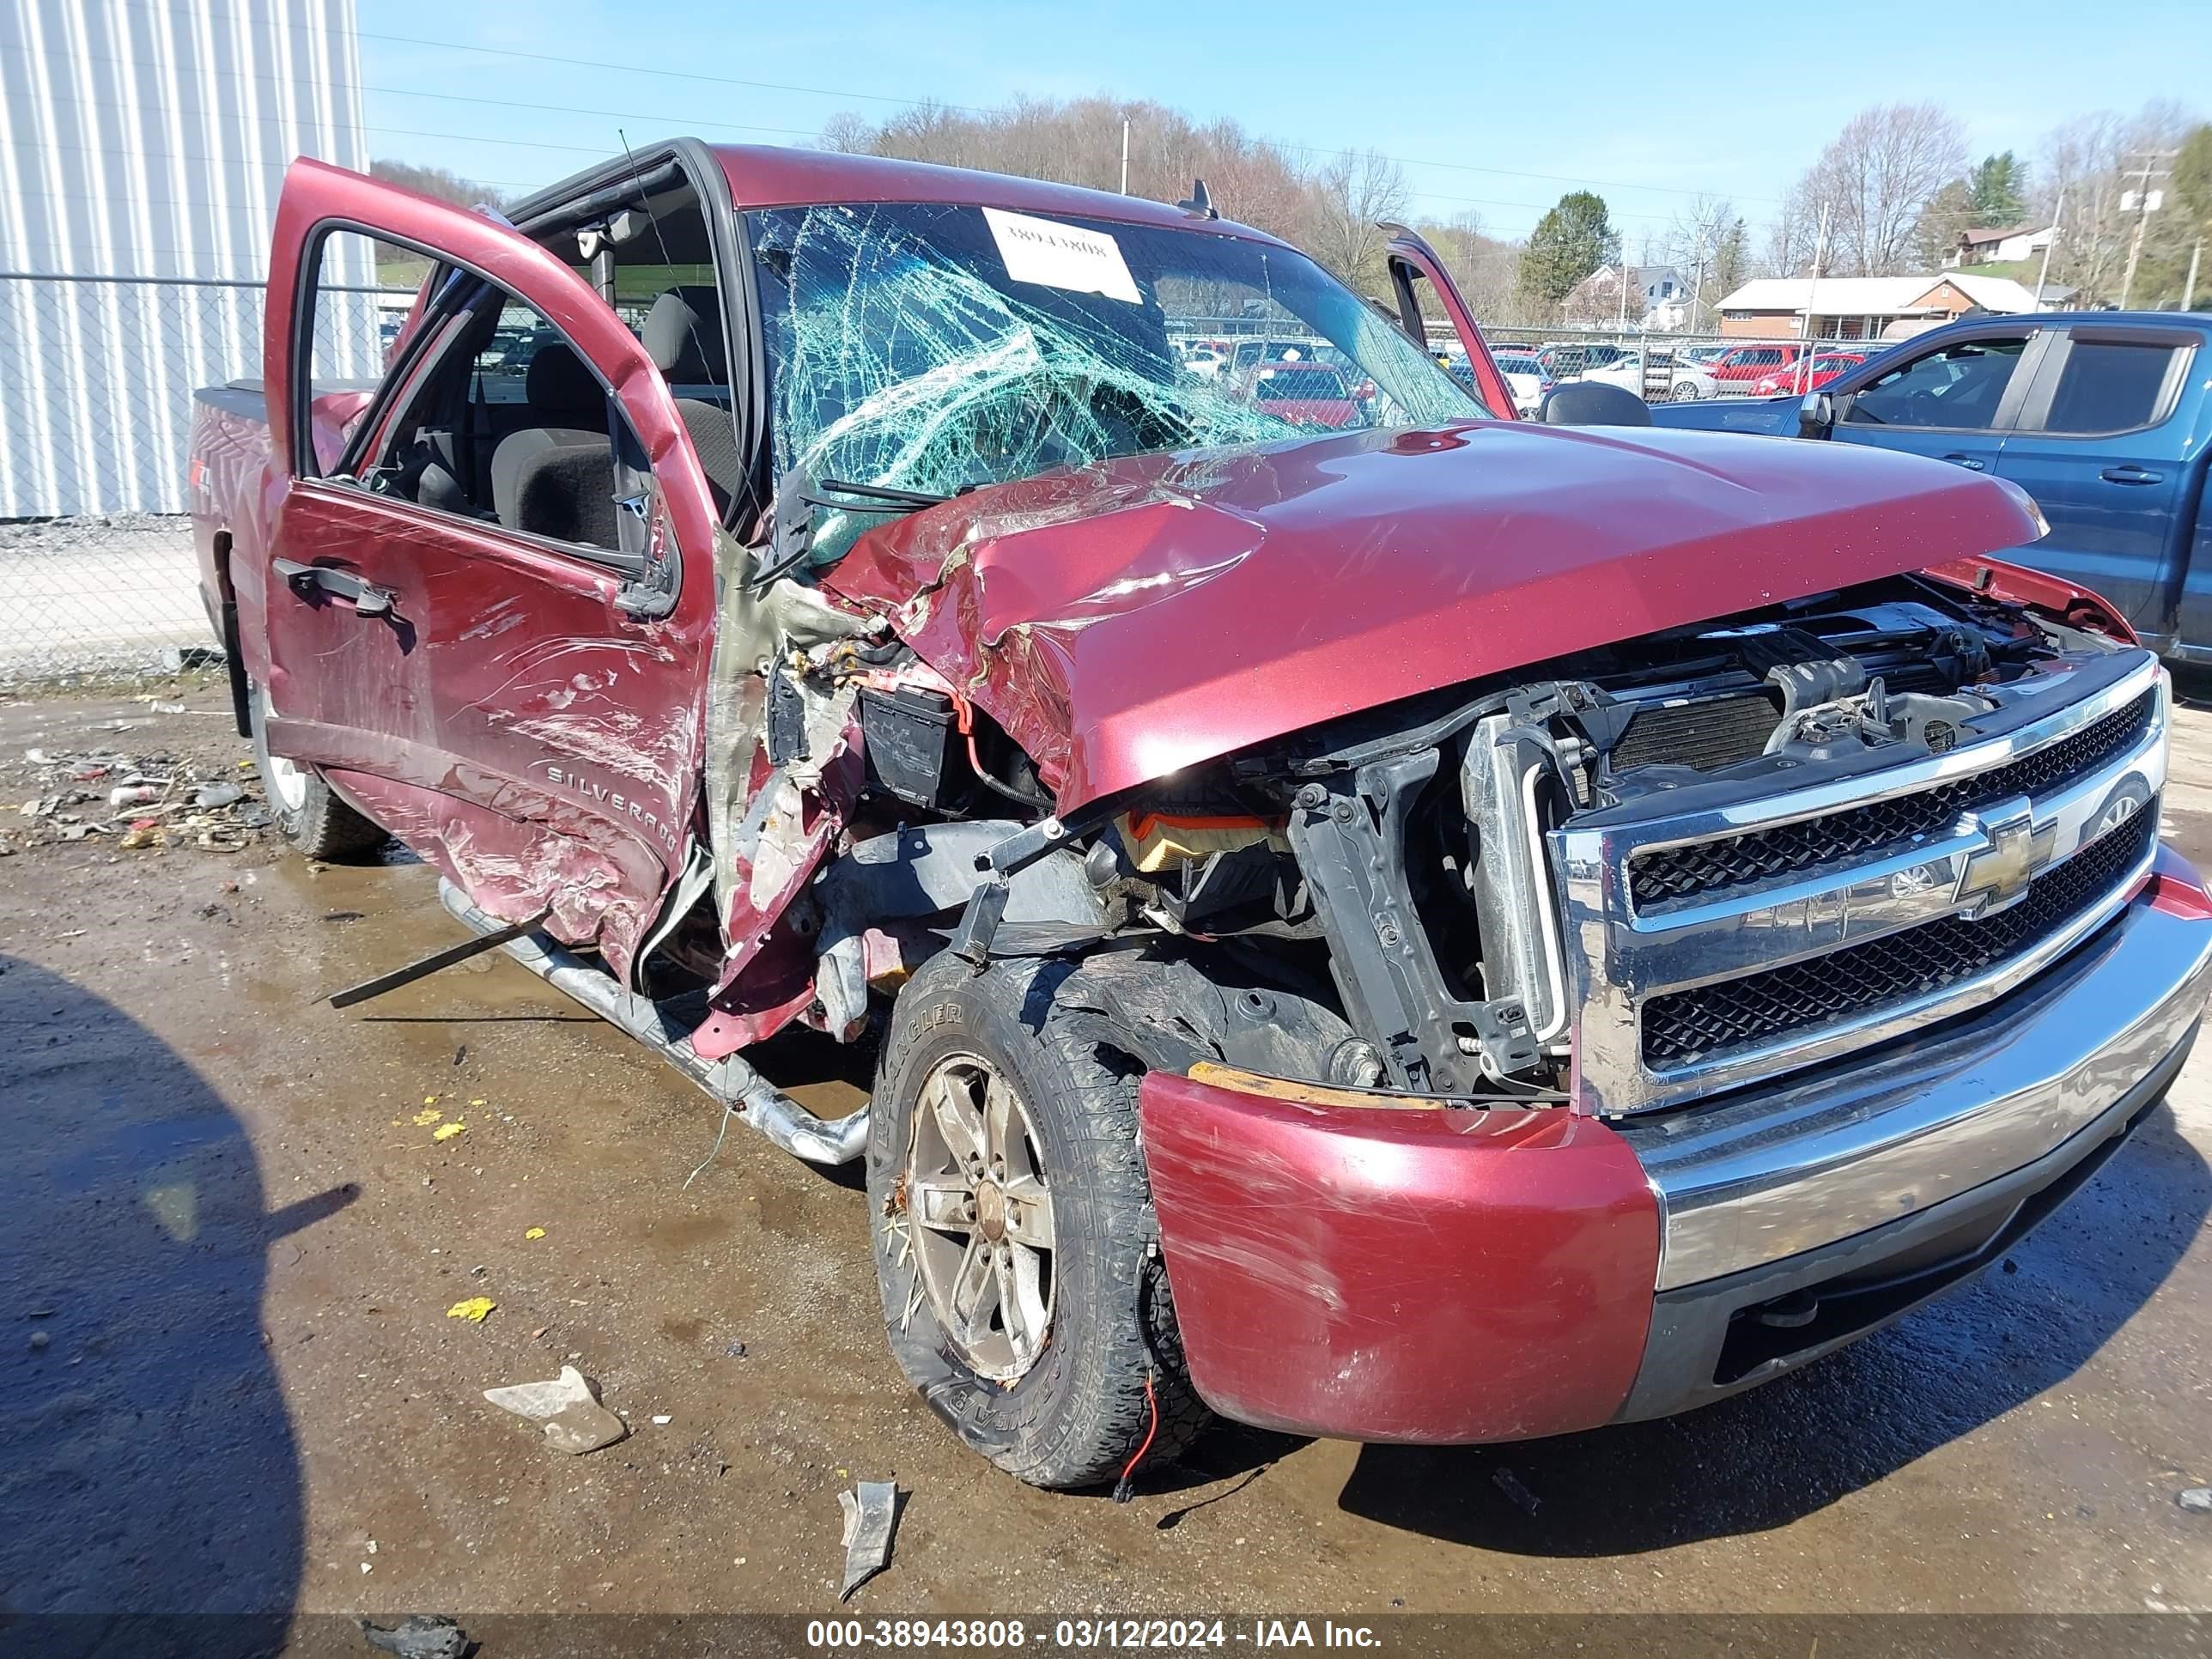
[{"left": 745, "top": 201, "right": 1487, "bottom": 565}]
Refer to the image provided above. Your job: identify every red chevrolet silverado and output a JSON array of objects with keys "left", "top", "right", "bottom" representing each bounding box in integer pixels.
[{"left": 189, "top": 143, "right": 2211, "bottom": 1489}]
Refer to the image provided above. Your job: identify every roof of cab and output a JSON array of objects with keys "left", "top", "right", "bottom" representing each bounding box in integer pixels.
[{"left": 707, "top": 143, "right": 1289, "bottom": 247}]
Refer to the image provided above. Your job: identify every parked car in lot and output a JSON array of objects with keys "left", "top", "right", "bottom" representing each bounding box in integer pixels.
[
  {"left": 1238, "top": 361, "right": 1362, "bottom": 427},
  {"left": 1750, "top": 349, "right": 1867, "bottom": 396},
  {"left": 1490, "top": 349, "right": 1549, "bottom": 414},
  {"left": 1181, "top": 344, "right": 1225, "bottom": 380},
  {"left": 191, "top": 146, "right": 2209, "bottom": 1491},
  {"left": 1536, "top": 339, "right": 1632, "bottom": 377},
  {"left": 1656, "top": 313, "right": 2212, "bottom": 657},
  {"left": 1720, "top": 342, "right": 1811, "bottom": 392}
]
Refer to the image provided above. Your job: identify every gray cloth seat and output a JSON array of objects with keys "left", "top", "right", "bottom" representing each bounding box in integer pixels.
[
  {"left": 490, "top": 340, "right": 615, "bottom": 542},
  {"left": 1537, "top": 380, "right": 1654, "bottom": 427},
  {"left": 642, "top": 286, "right": 743, "bottom": 513}
]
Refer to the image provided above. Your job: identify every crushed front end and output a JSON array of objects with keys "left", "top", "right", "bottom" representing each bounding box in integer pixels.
[{"left": 1132, "top": 574, "right": 2212, "bottom": 1441}]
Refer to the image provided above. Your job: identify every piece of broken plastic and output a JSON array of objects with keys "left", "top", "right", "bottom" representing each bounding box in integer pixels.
[
  {"left": 483, "top": 1364, "right": 627, "bottom": 1455},
  {"left": 445, "top": 1296, "right": 495, "bottom": 1323},
  {"left": 837, "top": 1480, "right": 899, "bottom": 1600}
]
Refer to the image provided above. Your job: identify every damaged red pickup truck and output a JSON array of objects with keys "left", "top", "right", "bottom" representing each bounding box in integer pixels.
[{"left": 191, "top": 143, "right": 2212, "bottom": 1489}]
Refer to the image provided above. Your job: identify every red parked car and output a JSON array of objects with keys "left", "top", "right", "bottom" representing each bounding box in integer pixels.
[
  {"left": 187, "top": 143, "right": 2202, "bottom": 1490},
  {"left": 1240, "top": 362, "right": 1361, "bottom": 427},
  {"left": 1706, "top": 341, "right": 1809, "bottom": 391},
  {"left": 1751, "top": 350, "right": 1868, "bottom": 396}
]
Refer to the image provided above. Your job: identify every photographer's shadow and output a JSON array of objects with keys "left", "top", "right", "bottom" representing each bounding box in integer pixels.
[
  {"left": 1336, "top": 1106, "right": 2209, "bottom": 1554},
  {"left": 0, "top": 953, "right": 355, "bottom": 1652}
]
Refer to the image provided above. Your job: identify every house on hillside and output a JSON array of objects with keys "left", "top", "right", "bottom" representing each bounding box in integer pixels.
[
  {"left": 1564, "top": 264, "right": 1690, "bottom": 328},
  {"left": 1712, "top": 273, "right": 2040, "bottom": 341},
  {"left": 1946, "top": 224, "right": 2057, "bottom": 267}
]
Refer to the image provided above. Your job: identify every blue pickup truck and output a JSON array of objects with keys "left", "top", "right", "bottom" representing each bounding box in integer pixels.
[{"left": 1652, "top": 313, "right": 2212, "bottom": 659}]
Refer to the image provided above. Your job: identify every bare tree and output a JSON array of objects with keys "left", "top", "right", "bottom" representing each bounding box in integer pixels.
[
  {"left": 1305, "top": 149, "right": 1413, "bottom": 292},
  {"left": 1664, "top": 195, "right": 1740, "bottom": 328},
  {"left": 1779, "top": 103, "right": 1968, "bottom": 275},
  {"left": 2037, "top": 101, "right": 2202, "bottom": 303}
]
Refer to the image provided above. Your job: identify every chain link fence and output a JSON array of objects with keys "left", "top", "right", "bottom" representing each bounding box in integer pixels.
[{"left": 0, "top": 270, "right": 409, "bottom": 684}]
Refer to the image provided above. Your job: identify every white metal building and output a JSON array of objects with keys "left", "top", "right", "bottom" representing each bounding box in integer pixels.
[{"left": 0, "top": 0, "right": 373, "bottom": 516}]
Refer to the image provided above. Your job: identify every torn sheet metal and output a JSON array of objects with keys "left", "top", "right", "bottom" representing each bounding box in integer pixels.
[{"left": 836, "top": 1480, "right": 899, "bottom": 1600}]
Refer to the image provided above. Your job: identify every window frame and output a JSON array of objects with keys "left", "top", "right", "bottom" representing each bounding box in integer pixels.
[
  {"left": 1833, "top": 325, "right": 2050, "bottom": 436},
  {"left": 2010, "top": 325, "right": 2201, "bottom": 441},
  {"left": 292, "top": 219, "right": 657, "bottom": 579}
]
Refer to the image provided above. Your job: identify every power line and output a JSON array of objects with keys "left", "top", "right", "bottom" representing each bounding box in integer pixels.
[{"left": 350, "top": 26, "right": 1780, "bottom": 207}]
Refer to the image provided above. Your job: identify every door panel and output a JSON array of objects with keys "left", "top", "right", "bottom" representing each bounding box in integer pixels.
[
  {"left": 1994, "top": 328, "right": 2201, "bottom": 634},
  {"left": 260, "top": 160, "right": 726, "bottom": 975}
]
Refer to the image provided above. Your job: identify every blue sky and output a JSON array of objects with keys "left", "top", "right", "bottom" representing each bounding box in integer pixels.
[{"left": 360, "top": 0, "right": 2211, "bottom": 246}]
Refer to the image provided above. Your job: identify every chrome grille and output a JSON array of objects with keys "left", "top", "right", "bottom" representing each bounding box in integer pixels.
[
  {"left": 1632, "top": 688, "right": 2157, "bottom": 907},
  {"left": 1551, "top": 652, "right": 2167, "bottom": 1115},
  {"left": 1642, "top": 805, "right": 2155, "bottom": 1068}
]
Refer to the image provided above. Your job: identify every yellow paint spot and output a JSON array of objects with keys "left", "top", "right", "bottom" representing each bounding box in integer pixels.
[
  {"left": 470, "top": 1098, "right": 487, "bottom": 1108},
  {"left": 432, "top": 1121, "right": 465, "bottom": 1142},
  {"left": 525, "top": 1227, "right": 546, "bottom": 1241},
  {"left": 446, "top": 1297, "right": 495, "bottom": 1322},
  {"left": 412, "top": 1108, "right": 443, "bottom": 1127}
]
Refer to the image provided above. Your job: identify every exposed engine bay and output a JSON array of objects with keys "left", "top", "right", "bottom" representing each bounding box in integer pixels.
[{"left": 685, "top": 564, "right": 2133, "bottom": 1115}]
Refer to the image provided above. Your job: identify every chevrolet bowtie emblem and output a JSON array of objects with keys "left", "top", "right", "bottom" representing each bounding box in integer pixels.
[{"left": 1955, "top": 798, "right": 2053, "bottom": 912}]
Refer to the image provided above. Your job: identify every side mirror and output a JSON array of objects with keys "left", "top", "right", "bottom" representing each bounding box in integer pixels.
[{"left": 1798, "top": 391, "right": 1835, "bottom": 439}]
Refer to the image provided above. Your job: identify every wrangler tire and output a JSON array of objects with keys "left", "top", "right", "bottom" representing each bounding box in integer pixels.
[
  {"left": 247, "top": 679, "right": 387, "bottom": 861},
  {"left": 868, "top": 951, "right": 1209, "bottom": 1489}
]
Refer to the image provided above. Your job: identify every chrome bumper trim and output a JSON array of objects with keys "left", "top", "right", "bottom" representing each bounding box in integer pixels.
[{"left": 1620, "top": 896, "right": 2212, "bottom": 1291}]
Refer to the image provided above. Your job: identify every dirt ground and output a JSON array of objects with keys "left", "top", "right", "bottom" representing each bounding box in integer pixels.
[{"left": 4, "top": 677, "right": 2212, "bottom": 1640}]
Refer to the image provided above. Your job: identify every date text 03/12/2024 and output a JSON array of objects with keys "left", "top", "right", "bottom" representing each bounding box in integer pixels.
[{"left": 805, "top": 1620, "right": 1384, "bottom": 1649}]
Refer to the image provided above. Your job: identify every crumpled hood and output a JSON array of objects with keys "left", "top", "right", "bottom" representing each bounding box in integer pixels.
[{"left": 823, "top": 420, "right": 2044, "bottom": 812}]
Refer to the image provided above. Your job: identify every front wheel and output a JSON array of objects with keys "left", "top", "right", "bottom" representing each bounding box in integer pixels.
[
  {"left": 1670, "top": 381, "right": 1704, "bottom": 402},
  {"left": 247, "top": 681, "right": 387, "bottom": 860},
  {"left": 867, "top": 952, "right": 1208, "bottom": 1489}
]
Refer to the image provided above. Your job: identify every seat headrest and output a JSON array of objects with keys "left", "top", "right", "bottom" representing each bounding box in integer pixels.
[
  {"left": 643, "top": 286, "right": 727, "bottom": 383},
  {"left": 1538, "top": 380, "right": 1653, "bottom": 428},
  {"left": 525, "top": 341, "right": 604, "bottom": 416}
]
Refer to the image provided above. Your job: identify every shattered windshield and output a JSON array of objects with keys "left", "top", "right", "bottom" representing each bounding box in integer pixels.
[{"left": 746, "top": 201, "right": 1487, "bottom": 563}]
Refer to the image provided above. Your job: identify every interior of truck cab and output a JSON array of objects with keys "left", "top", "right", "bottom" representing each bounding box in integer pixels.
[{"left": 301, "top": 159, "right": 744, "bottom": 566}]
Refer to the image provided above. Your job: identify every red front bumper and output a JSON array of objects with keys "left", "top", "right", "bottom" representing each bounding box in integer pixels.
[
  {"left": 1138, "top": 1071, "right": 1658, "bottom": 1443},
  {"left": 1140, "top": 863, "right": 2212, "bottom": 1446}
]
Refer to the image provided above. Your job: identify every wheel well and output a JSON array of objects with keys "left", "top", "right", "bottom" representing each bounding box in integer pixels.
[{"left": 213, "top": 531, "right": 251, "bottom": 738}]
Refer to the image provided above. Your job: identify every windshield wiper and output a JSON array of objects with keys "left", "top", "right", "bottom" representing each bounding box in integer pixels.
[{"left": 801, "top": 477, "right": 953, "bottom": 514}]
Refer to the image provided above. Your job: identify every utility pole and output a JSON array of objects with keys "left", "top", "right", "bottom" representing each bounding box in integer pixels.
[
  {"left": 2118, "top": 149, "right": 2176, "bottom": 310},
  {"left": 2034, "top": 185, "right": 2064, "bottom": 308},
  {"left": 2186, "top": 240, "right": 2203, "bottom": 313},
  {"left": 1799, "top": 201, "right": 1831, "bottom": 392},
  {"left": 1119, "top": 118, "right": 1129, "bottom": 195}
]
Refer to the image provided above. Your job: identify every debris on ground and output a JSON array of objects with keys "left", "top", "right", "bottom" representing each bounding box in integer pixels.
[
  {"left": 445, "top": 1297, "right": 496, "bottom": 1323},
  {"left": 356, "top": 1613, "right": 473, "bottom": 1659},
  {"left": 483, "top": 1364, "right": 628, "bottom": 1455},
  {"left": 432, "top": 1121, "right": 465, "bottom": 1142},
  {"left": 837, "top": 1480, "right": 901, "bottom": 1600},
  {"left": 1, "top": 738, "right": 275, "bottom": 853},
  {"left": 723, "top": 1340, "right": 748, "bottom": 1359},
  {"left": 525, "top": 1227, "right": 546, "bottom": 1240},
  {"left": 2181, "top": 1487, "right": 2212, "bottom": 1513}
]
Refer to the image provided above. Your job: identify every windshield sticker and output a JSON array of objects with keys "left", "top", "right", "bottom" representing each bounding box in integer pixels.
[{"left": 982, "top": 207, "right": 1142, "bottom": 305}]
